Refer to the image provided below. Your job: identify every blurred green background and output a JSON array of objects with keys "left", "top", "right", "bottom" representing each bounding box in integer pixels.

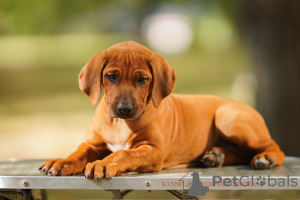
[
  {"left": 0, "top": 0, "right": 251, "bottom": 160},
  {"left": 1, "top": 0, "right": 300, "bottom": 199}
]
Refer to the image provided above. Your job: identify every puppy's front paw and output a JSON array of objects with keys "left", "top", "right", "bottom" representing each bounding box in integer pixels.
[
  {"left": 84, "top": 161, "right": 121, "bottom": 180},
  {"left": 39, "top": 159, "right": 79, "bottom": 176}
]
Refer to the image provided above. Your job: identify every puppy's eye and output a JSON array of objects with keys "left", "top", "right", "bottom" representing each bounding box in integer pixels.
[
  {"left": 137, "top": 77, "right": 148, "bottom": 85},
  {"left": 106, "top": 74, "right": 117, "bottom": 83}
]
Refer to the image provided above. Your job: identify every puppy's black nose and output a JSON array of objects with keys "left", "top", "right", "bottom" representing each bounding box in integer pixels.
[{"left": 117, "top": 102, "right": 133, "bottom": 115}]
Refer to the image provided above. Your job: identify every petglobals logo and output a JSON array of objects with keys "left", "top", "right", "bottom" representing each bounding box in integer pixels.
[
  {"left": 177, "top": 172, "right": 298, "bottom": 198},
  {"left": 212, "top": 175, "right": 298, "bottom": 187}
]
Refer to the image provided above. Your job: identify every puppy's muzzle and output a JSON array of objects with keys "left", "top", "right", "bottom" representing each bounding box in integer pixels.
[{"left": 117, "top": 102, "right": 133, "bottom": 116}]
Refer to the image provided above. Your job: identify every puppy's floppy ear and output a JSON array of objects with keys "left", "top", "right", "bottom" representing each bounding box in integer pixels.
[
  {"left": 79, "top": 51, "right": 107, "bottom": 105},
  {"left": 149, "top": 53, "right": 177, "bottom": 108}
]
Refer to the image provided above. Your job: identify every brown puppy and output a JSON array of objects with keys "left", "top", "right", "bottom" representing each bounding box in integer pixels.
[{"left": 39, "top": 41, "right": 284, "bottom": 179}]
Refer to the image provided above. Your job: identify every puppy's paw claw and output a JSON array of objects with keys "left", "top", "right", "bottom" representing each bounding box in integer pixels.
[
  {"left": 253, "top": 157, "right": 275, "bottom": 170},
  {"left": 47, "top": 170, "right": 54, "bottom": 176},
  {"left": 251, "top": 153, "right": 276, "bottom": 170},
  {"left": 254, "top": 158, "right": 270, "bottom": 170},
  {"left": 201, "top": 150, "right": 224, "bottom": 168},
  {"left": 106, "top": 173, "right": 111, "bottom": 180}
]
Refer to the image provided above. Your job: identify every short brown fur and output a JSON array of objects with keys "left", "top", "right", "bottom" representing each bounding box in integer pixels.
[{"left": 40, "top": 41, "right": 285, "bottom": 178}]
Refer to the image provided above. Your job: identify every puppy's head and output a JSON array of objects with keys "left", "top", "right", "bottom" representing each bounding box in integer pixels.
[{"left": 79, "top": 41, "right": 176, "bottom": 119}]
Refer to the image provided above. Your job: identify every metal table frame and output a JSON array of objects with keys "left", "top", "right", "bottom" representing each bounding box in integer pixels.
[{"left": 1, "top": 157, "right": 300, "bottom": 199}]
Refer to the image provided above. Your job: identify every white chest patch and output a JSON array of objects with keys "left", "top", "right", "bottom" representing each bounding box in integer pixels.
[
  {"left": 94, "top": 117, "right": 132, "bottom": 144},
  {"left": 107, "top": 142, "right": 130, "bottom": 152}
]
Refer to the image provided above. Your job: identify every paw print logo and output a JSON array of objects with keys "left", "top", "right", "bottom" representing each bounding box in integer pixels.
[{"left": 256, "top": 176, "right": 266, "bottom": 186}]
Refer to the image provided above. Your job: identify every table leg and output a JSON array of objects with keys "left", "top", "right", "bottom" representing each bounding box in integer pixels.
[
  {"left": 107, "top": 190, "right": 123, "bottom": 199},
  {"left": 166, "top": 190, "right": 199, "bottom": 199},
  {"left": 106, "top": 190, "right": 133, "bottom": 199}
]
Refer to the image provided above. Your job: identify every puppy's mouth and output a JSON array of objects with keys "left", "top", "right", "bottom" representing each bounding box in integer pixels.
[
  {"left": 117, "top": 115, "right": 131, "bottom": 119},
  {"left": 112, "top": 112, "right": 137, "bottom": 120}
]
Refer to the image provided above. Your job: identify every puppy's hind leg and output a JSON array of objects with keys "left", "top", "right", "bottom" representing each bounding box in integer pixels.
[
  {"left": 215, "top": 105, "right": 285, "bottom": 170},
  {"left": 250, "top": 140, "right": 285, "bottom": 170}
]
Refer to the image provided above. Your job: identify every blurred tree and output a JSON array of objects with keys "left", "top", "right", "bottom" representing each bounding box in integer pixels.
[{"left": 239, "top": 0, "right": 300, "bottom": 156}]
